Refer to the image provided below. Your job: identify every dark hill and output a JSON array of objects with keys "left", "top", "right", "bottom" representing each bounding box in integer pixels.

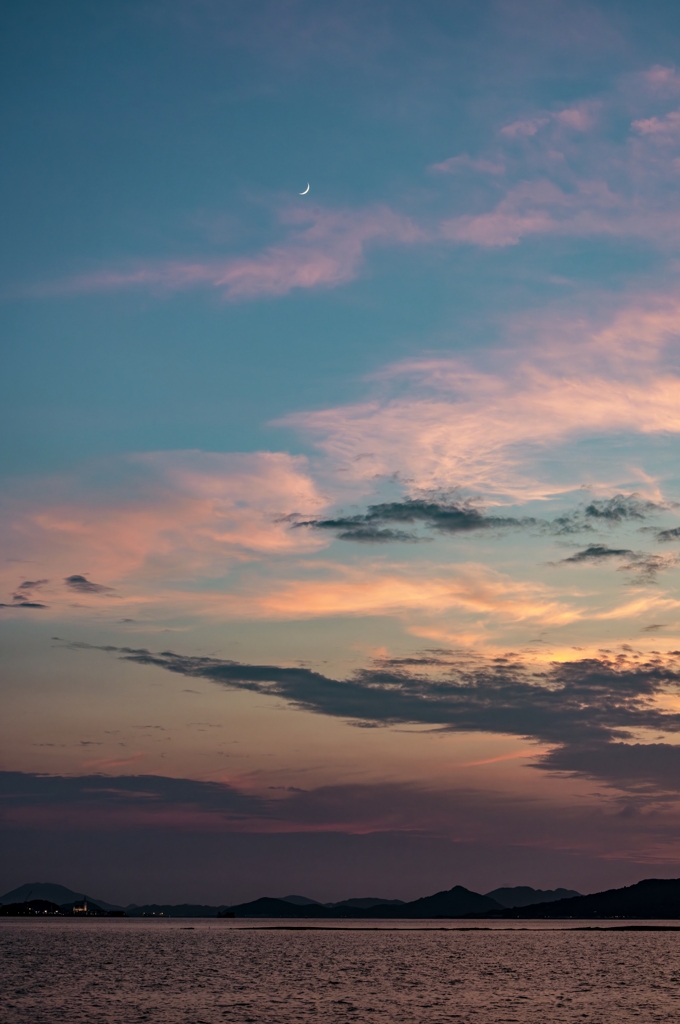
[
  {"left": 0, "top": 882, "right": 123, "bottom": 912},
  {"left": 486, "top": 886, "right": 580, "bottom": 908},
  {"left": 59, "top": 899, "right": 107, "bottom": 915},
  {"left": 493, "top": 878, "right": 680, "bottom": 919},
  {"left": 372, "top": 885, "right": 501, "bottom": 918},
  {"left": 226, "top": 886, "right": 501, "bottom": 918},
  {"left": 331, "top": 897, "right": 406, "bottom": 910},
  {"left": 225, "top": 897, "right": 369, "bottom": 918},
  {"left": 279, "top": 895, "right": 322, "bottom": 906},
  {"left": 0, "top": 900, "right": 63, "bottom": 916},
  {"left": 126, "top": 903, "right": 230, "bottom": 918}
]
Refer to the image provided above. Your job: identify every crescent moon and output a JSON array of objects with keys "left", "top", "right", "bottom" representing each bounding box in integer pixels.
[{"left": 299, "top": 183, "right": 310, "bottom": 195}]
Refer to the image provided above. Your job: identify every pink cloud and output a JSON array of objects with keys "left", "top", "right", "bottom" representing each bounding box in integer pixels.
[
  {"left": 442, "top": 208, "right": 556, "bottom": 247},
  {"left": 41, "top": 205, "right": 423, "bottom": 301},
  {"left": 6, "top": 294, "right": 680, "bottom": 638},
  {"left": 429, "top": 154, "right": 505, "bottom": 175},
  {"left": 282, "top": 296, "right": 680, "bottom": 500},
  {"left": 81, "top": 753, "right": 145, "bottom": 770},
  {"left": 501, "top": 103, "right": 598, "bottom": 139},
  {"left": 437, "top": 169, "right": 680, "bottom": 249},
  {"left": 500, "top": 117, "right": 549, "bottom": 138},
  {"left": 632, "top": 110, "right": 680, "bottom": 138},
  {"left": 555, "top": 105, "right": 597, "bottom": 131},
  {"left": 442, "top": 179, "right": 590, "bottom": 246},
  {"left": 202, "top": 561, "right": 577, "bottom": 625},
  {"left": 641, "top": 65, "right": 680, "bottom": 95},
  {"left": 0, "top": 451, "right": 329, "bottom": 613}
]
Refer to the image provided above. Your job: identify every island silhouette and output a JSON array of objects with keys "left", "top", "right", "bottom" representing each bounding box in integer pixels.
[{"left": 4, "top": 878, "right": 680, "bottom": 919}]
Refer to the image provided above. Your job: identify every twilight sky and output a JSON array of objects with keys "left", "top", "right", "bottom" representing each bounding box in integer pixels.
[{"left": 6, "top": 0, "right": 680, "bottom": 905}]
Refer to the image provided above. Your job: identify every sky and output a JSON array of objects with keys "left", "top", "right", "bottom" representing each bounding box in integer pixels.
[{"left": 6, "top": 0, "right": 680, "bottom": 906}]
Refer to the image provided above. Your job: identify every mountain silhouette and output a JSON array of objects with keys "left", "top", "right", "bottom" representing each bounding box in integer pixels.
[
  {"left": 0, "top": 882, "right": 123, "bottom": 912},
  {"left": 225, "top": 886, "right": 501, "bottom": 918},
  {"left": 489, "top": 878, "right": 680, "bottom": 919},
  {"left": 485, "top": 886, "right": 580, "bottom": 908}
]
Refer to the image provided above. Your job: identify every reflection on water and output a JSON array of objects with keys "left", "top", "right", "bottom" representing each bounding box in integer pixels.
[{"left": 3, "top": 918, "right": 680, "bottom": 1022}]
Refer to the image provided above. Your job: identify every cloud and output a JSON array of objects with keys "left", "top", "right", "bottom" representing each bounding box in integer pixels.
[
  {"left": 498, "top": 103, "right": 597, "bottom": 140},
  {"left": 64, "top": 575, "right": 114, "bottom": 595},
  {"left": 4, "top": 297, "right": 680, "bottom": 633},
  {"left": 558, "top": 546, "right": 680, "bottom": 584},
  {"left": 429, "top": 155, "right": 505, "bottom": 175},
  {"left": 295, "top": 498, "right": 536, "bottom": 542},
  {"left": 58, "top": 641, "right": 680, "bottom": 800},
  {"left": 282, "top": 299, "right": 680, "bottom": 500},
  {"left": 432, "top": 83, "right": 680, "bottom": 250},
  {"left": 70, "top": 640, "right": 680, "bottom": 757},
  {"left": 440, "top": 181, "right": 562, "bottom": 246},
  {"left": 500, "top": 117, "right": 550, "bottom": 138},
  {"left": 641, "top": 65, "right": 680, "bottom": 95},
  {"left": 552, "top": 495, "right": 664, "bottom": 534},
  {"left": 560, "top": 544, "right": 634, "bottom": 563},
  {"left": 0, "top": 573, "right": 50, "bottom": 609},
  {"left": 190, "top": 561, "right": 578, "bottom": 624},
  {"left": 0, "top": 451, "right": 328, "bottom": 614},
  {"left": 0, "top": 768, "right": 623, "bottom": 843},
  {"left": 39, "top": 205, "right": 422, "bottom": 302},
  {"left": 0, "top": 601, "right": 46, "bottom": 609},
  {"left": 657, "top": 527, "right": 680, "bottom": 542},
  {"left": 584, "top": 495, "right": 663, "bottom": 522},
  {"left": 26, "top": 71, "right": 680, "bottom": 305},
  {"left": 297, "top": 494, "right": 666, "bottom": 545},
  {"left": 0, "top": 770, "right": 264, "bottom": 829},
  {"left": 632, "top": 110, "right": 680, "bottom": 138},
  {"left": 536, "top": 742, "right": 680, "bottom": 796}
]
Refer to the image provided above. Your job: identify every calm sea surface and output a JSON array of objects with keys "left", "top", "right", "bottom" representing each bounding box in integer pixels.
[{"left": 2, "top": 918, "right": 680, "bottom": 1023}]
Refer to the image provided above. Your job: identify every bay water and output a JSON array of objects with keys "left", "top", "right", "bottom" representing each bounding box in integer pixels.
[{"left": 2, "top": 918, "right": 680, "bottom": 1022}]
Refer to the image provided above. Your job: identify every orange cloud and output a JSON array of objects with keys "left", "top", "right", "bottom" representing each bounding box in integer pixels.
[
  {"left": 283, "top": 297, "right": 680, "bottom": 500},
  {"left": 0, "top": 451, "right": 328, "bottom": 608}
]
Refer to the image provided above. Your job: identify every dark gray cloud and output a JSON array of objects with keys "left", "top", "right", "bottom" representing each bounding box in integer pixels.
[
  {"left": 536, "top": 742, "right": 680, "bottom": 796},
  {"left": 0, "top": 770, "right": 263, "bottom": 818},
  {"left": 657, "top": 527, "right": 680, "bottom": 543},
  {"left": 0, "top": 601, "right": 46, "bottom": 609},
  {"left": 560, "top": 545, "right": 633, "bottom": 563},
  {"left": 552, "top": 494, "right": 664, "bottom": 535},
  {"left": 0, "top": 768, "right": 640, "bottom": 880},
  {"left": 294, "top": 493, "right": 665, "bottom": 544},
  {"left": 583, "top": 496, "right": 661, "bottom": 522},
  {"left": 67, "top": 642, "right": 680, "bottom": 745},
  {"left": 0, "top": 577, "right": 49, "bottom": 609},
  {"left": 557, "top": 546, "right": 679, "bottom": 583},
  {"left": 67, "top": 642, "right": 680, "bottom": 795},
  {"left": 64, "top": 574, "right": 113, "bottom": 594},
  {"left": 294, "top": 498, "right": 536, "bottom": 543}
]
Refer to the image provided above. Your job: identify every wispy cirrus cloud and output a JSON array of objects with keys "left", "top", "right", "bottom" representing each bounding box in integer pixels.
[
  {"left": 0, "top": 450, "right": 328, "bottom": 613},
  {"left": 433, "top": 77, "right": 680, "bottom": 250},
  {"left": 36, "top": 205, "right": 423, "bottom": 301},
  {"left": 282, "top": 296, "right": 680, "bottom": 500},
  {"left": 203, "top": 561, "right": 578, "bottom": 625},
  {"left": 429, "top": 154, "right": 505, "bottom": 175},
  {"left": 4, "top": 294, "right": 680, "bottom": 632},
  {"left": 24, "top": 69, "right": 680, "bottom": 305}
]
